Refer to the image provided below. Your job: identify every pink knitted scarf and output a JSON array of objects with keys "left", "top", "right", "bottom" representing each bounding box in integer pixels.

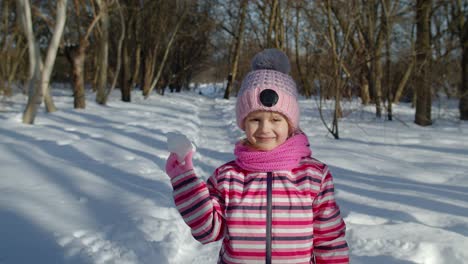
[{"left": 234, "top": 133, "right": 312, "bottom": 172}]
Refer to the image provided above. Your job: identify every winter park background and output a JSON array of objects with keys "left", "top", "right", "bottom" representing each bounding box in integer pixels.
[
  {"left": 2, "top": 0, "right": 468, "bottom": 262},
  {"left": 1, "top": 84, "right": 467, "bottom": 264}
]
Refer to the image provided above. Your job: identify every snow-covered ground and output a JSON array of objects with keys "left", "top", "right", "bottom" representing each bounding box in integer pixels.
[{"left": 1, "top": 86, "right": 467, "bottom": 264}]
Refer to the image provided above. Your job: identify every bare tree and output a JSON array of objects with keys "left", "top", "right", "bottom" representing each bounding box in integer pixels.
[
  {"left": 330, "top": 2, "right": 371, "bottom": 105},
  {"left": 64, "top": 0, "right": 104, "bottom": 109},
  {"left": 393, "top": 42, "right": 415, "bottom": 103},
  {"left": 381, "top": 0, "right": 393, "bottom": 120},
  {"left": 19, "top": 0, "right": 68, "bottom": 124},
  {"left": 414, "top": 0, "right": 433, "bottom": 126},
  {"left": 138, "top": 0, "right": 189, "bottom": 98},
  {"left": 358, "top": 0, "right": 387, "bottom": 118},
  {"left": 461, "top": 19, "right": 468, "bottom": 120},
  {"left": 119, "top": 0, "right": 139, "bottom": 102},
  {"left": 316, "top": 0, "right": 356, "bottom": 139},
  {"left": 224, "top": 0, "right": 248, "bottom": 99},
  {"left": 106, "top": 0, "right": 125, "bottom": 100},
  {"left": 144, "top": 6, "right": 187, "bottom": 99},
  {"left": 4, "top": 0, "right": 463, "bottom": 128},
  {"left": 294, "top": 3, "right": 312, "bottom": 98},
  {"left": 0, "top": 0, "right": 27, "bottom": 96},
  {"left": 449, "top": 0, "right": 468, "bottom": 120},
  {"left": 95, "top": 0, "right": 110, "bottom": 105},
  {"left": 266, "top": 0, "right": 279, "bottom": 47},
  {"left": 17, "top": 0, "right": 40, "bottom": 116},
  {"left": 168, "top": 1, "right": 216, "bottom": 93}
]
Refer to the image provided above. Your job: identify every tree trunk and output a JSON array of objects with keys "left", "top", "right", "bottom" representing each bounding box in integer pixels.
[
  {"left": 0, "top": 1, "right": 9, "bottom": 94},
  {"left": 20, "top": 0, "right": 66, "bottom": 123},
  {"left": 294, "top": 5, "right": 311, "bottom": 98},
  {"left": 65, "top": 41, "right": 87, "bottom": 109},
  {"left": 142, "top": 48, "right": 156, "bottom": 97},
  {"left": 41, "top": 0, "right": 67, "bottom": 113},
  {"left": 366, "top": 0, "right": 376, "bottom": 103},
  {"left": 386, "top": 35, "right": 393, "bottom": 121},
  {"left": 460, "top": 20, "right": 468, "bottom": 120},
  {"left": 4, "top": 39, "right": 27, "bottom": 97},
  {"left": 65, "top": 2, "right": 104, "bottom": 109},
  {"left": 131, "top": 7, "right": 142, "bottom": 92},
  {"left": 266, "top": 0, "right": 278, "bottom": 48},
  {"left": 360, "top": 68, "right": 371, "bottom": 104},
  {"left": 92, "top": 54, "right": 99, "bottom": 92},
  {"left": 368, "top": 57, "right": 376, "bottom": 102},
  {"left": 393, "top": 59, "right": 414, "bottom": 103},
  {"left": 131, "top": 43, "right": 141, "bottom": 92},
  {"left": 95, "top": 0, "right": 109, "bottom": 105},
  {"left": 121, "top": 38, "right": 131, "bottom": 102},
  {"left": 371, "top": 0, "right": 386, "bottom": 118},
  {"left": 121, "top": 5, "right": 133, "bottom": 102},
  {"left": 274, "top": 0, "right": 284, "bottom": 49},
  {"left": 18, "top": 0, "right": 42, "bottom": 124},
  {"left": 374, "top": 48, "right": 383, "bottom": 118},
  {"left": 224, "top": 0, "right": 248, "bottom": 99},
  {"left": 381, "top": 0, "right": 393, "bottom": 120},
  {"left": 73, "top": 43, "right": 87, "bottom": 109},
  {"left": 327, "top": 0, "right": 340, "bottom": 139},
  {"left": 1, "top": 1, "right": 25, "bottom": 97},
  {"left": 107, "top": 0, "right": 125, "bottom": 101},
  {"left": 414, "top": 0, "right": 432, "bottom": 126}
]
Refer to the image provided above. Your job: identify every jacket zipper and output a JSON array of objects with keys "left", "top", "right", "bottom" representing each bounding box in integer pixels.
[{"left": 266, "top": 172, "right": 273, "bottom": 264}]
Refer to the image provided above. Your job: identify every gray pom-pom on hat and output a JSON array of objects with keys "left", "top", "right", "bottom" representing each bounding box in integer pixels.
[{"left": 251, "top": 48, "right": 291, "bottom": 74}]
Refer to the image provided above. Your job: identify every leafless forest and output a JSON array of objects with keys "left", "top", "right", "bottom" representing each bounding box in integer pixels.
[{"left": 0, "top": 0, "right": 467, "bottom": 127}]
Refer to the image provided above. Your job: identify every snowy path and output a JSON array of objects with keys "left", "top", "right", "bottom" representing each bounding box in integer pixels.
[
  {"left": 1, "top": 90, "right": 468, "bottom": 264},
  {"left": 191, "top": 96, "right": 238, "bottom": 180}
]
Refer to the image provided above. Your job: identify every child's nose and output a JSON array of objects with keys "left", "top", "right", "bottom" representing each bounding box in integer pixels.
[{"left": 258, "top": 120, "right": 270, "bottom": 131}]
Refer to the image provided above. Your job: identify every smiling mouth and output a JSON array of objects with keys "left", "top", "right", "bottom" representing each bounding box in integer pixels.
[{"left": 256, "top": 137, "right": 275, "bottom": 142}]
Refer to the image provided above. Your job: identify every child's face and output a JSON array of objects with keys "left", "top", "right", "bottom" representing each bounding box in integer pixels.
[{"left": 244, "top": 111, "right": 290, "bottom": 151}]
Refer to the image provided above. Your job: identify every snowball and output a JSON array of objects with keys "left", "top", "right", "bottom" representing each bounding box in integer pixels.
[{"left": 167, "top": 132, "right": 195, "bottom": 162}]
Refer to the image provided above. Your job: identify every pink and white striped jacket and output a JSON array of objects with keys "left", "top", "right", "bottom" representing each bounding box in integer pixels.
[{"left": 170, "top": 156, "right": 349, "bottom": 263}]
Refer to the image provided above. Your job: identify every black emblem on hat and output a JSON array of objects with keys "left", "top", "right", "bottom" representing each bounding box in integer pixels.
[{"left": 259, "top": 89, "right": 278, "bottom": 107}]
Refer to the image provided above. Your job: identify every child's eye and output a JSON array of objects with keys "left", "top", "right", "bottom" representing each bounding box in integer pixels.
[{"left": 248, "top": 118, "right": 260, "bottom": 122}]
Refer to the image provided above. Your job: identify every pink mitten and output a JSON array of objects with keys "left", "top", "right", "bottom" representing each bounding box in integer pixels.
[{"left": 165, "top": 151, "right": 194, "bottom": 179}]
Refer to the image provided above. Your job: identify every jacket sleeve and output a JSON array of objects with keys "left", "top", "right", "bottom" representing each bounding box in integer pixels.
[
  {"left": 170, "top": 168, "right": 225, "bottom": 244},
  {"left": 312, "top": 166, "right": 349, "bottom": 263}
]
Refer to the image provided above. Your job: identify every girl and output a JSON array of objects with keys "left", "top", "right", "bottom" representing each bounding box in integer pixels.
[{"left": 165, "top": 49, "right": 349, "bottom": 264}]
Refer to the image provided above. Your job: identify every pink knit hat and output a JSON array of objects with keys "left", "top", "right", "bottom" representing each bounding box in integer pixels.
[{"left": 236, "top": 49, "right": 300, "bottom": 130}]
